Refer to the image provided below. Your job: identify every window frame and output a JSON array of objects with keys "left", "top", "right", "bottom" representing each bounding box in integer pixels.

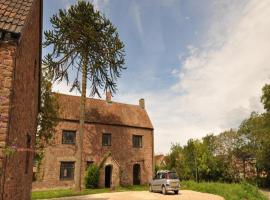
[
  {"left": 62, "top": 130, "right": 76, "bottom": 145},
  {"left": 133, "top": 135, "right": 143, "bottom": 148},
  {"left": 102, "top": 133, "right": 111, "bottom": 146},
  {"left": 60, "top": 161, "right": 75, "bottom": 181}
]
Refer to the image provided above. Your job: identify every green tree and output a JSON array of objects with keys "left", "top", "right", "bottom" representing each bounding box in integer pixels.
[
  {"left": 85, "top": 164, "right": 99, "bottom": 189},
  {"left": 43, "top": 1, "right": 125, "bottom": 191},
  {"left": 261, "top": 84, "right": 270, "bottom": 112},
  {"left": 165, "top": 144, "right": 185, "bottom": 179},
  {"left": 35, "top": 68, "right": 59, "bottom": 180}
]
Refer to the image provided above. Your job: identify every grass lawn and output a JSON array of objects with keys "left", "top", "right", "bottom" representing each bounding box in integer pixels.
[
  {"left": 181, "top": 180, "right": 268, "bottom": 200},
  {"left": 32, "top": 182, "right": 268, "bottom": 200},
  {"left": 31, "top": 185, "right": 148, "bottom": 200}
]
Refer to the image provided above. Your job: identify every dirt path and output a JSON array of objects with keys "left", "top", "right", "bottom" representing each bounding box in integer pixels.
[{"left": 49, "top": 190, "right": 224, "bottom": 200}]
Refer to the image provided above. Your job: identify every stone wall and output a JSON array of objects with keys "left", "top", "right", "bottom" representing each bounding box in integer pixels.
[
  {"left": 33, "top": 120, "right": 154, "bottom": 190},
  {"left": 0, "top": 0, "right": 41, "bottom": 199},
  {"left": 0, "top": 42, "right": 16, "bottom": 197}
]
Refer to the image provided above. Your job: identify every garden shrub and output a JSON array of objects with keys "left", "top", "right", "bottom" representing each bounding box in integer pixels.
[{"left": 85, "top": 164, "right": 99, "bottom": 189}]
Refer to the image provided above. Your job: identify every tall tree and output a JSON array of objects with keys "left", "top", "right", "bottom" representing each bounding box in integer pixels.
[
  {"left": 35, "top": 68, "right": 59, "bottom": 180},
  {"left": 43, "top": 1, "right": 125, "bottom": 191}
]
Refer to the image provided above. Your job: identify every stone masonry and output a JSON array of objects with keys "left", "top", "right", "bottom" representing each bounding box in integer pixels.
[
  {"left": 0, "top": 0, "right": 42, "bottom": 199},
  {"left": 33, "top": 94, "right": 154, "bottom": 190}
]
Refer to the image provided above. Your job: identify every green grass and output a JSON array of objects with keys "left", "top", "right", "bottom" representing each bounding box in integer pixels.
[
  {"left": 31, "top": 185, "right": 148, "bottom": 200},
  {"left": 32, "top": 182, "right": 268, "bottom": 200},
  {"left": 181, "top": 180, "right": 268, "bottom": 200}
]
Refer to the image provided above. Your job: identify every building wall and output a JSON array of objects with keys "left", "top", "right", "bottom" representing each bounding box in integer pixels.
[
  {"left": 0, "top": 0, "right": 41, "bottom": 199},
  {"left": 0, "top": 42, "right": 16, "bottom": 197},
  {"left": 33, "top": 120, "right": 153, "bottom": 190}
]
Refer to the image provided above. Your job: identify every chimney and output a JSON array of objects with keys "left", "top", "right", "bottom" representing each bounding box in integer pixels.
[
  {"left": 139, "top": 98, "right": 145, "bottom": 109},
  {"left": 106, "top": 91, "right": 112, "bottom": 102}
]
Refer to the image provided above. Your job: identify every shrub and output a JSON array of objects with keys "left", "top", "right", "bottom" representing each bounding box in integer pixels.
[{"left": 85, "top": 164, "right": 99, "bottom": 189}]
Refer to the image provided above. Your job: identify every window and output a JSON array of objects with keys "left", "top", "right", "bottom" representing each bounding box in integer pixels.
[
  {"left": 102, "top": 133, "right": 111, "bottom": 146},
  {"left": 60, "top": 162, "right": 75, "bottom": 180},
  {"left": 133, "top": 135, "right": 142, "bottom": 148},
  {"left": 25, "top": 134, "right": 31, "bottom": 174},
  {"left": 62, "top": 130, "right": 76, "bottom": 144}
]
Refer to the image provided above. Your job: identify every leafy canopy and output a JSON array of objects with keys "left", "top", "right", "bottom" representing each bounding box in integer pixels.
[{"left": 43, "top": 1, "right": 125, "bottom": 96}]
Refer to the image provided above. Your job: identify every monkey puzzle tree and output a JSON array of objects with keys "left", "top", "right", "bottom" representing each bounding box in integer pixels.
[{"left": 43, "top": 1, "right": 125, "bottom": 191}]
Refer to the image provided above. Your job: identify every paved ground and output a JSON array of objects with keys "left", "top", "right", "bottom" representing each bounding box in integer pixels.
[
  {"left": 261, "top": 189, "right": 270, "bottom": 200},
  {"left": 50, "top": 191, "right": 224, "bottom": 200}
]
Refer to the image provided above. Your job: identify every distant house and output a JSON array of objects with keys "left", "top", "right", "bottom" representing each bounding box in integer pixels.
[
  {"left": 33, "top": 93, "right": 154, "bottom": 190},
  {"left": 155, "top": 154, "right": 166, "bottom": 167},
  {"left": 0, "top": 0, "right": 42, "bottom": 199}
]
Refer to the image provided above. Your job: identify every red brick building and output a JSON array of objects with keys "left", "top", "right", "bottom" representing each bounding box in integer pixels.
[
  {"left": 33, "top": 93, "right": 154, "bottom": 190},
  {"left": 0, "top": 0, "right": 42, "bottom": 199}
]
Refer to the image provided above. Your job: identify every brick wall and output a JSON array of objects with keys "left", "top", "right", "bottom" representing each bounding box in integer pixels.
[
  {"left": 33, "top": 121, "right": 153, "bottom": 190},
  {"left": 0, "top": 42, "right": 16, "bottom": 197},
  {"left": 0, "top": 0, "right": 41, "bottom": 199}
]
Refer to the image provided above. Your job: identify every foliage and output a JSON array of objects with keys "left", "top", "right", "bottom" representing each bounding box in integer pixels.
[
  {"left": 35, "top": 68, "right": 59, "bottom": 180},
  {"left": 43, "top": 1, "right": 125, "bottom": 96},
  {"left": 85, "top": 164, "right": 99, "bottom": 189},
  {"left": 261, "top": 84, "right": 270, "bottom": 112},
  {"left": 182, "top": 180, "right": 267, "bottom": 200},
  {"left": 43, "top": 0, "right": 125, "bottom": 190},
  {"left": 31, "top": 185, "right": 148, "bottom": 200},
  {"left": 37, "top": 69, "right": 59, "bottom": 148},
  {"left": 164, "top": 84, "right": 270, "bottom": 187}
]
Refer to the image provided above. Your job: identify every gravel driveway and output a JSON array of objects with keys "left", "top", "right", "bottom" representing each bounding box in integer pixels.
[{"left": 49, "top": 190, "right": 224, "bottom": 200}]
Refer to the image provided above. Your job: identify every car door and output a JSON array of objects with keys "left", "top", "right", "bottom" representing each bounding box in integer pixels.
[
  {"left": 156, "top": 173, "right": 164, "bottom": 191},
  {"left": 152, "top": 173, "right": 159, "bottom": 191}
]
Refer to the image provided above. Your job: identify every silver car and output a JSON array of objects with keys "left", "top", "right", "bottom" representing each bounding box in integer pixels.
[{"left": 149, "top": 170, "right": 180, "bottom": 195}]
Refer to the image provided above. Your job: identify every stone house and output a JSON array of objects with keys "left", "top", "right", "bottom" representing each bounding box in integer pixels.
[
  {"left": 155, "top": 154, "right": 166, "bottom": 168},
  {"left": 33, "top": 93, "right": 154, "bottom": 189},
  {"left": 0, "top": 0, "right": 42, "bottom": 199}
]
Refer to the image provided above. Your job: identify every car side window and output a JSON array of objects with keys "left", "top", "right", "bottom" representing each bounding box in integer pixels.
[
  {"left": 155, "top": 173, "right": 160, "bottom": 179},
  {"left": 161, "top": 173, "right": 166, "bottom": 179}
]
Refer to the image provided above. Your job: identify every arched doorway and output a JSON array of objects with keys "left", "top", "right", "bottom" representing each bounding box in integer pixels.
[
  {"left": 133, "top": 164, "right": 141, "bottom": 185},
  {"left": 105, "top": 165, "right": 112, "bottom": 188}
]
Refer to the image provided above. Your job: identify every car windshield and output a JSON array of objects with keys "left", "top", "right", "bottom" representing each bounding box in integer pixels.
[{"left": 166, "top": 172, "right": 178, "bottom": 179}]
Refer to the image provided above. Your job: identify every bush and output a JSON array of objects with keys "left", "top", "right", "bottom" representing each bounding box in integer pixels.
[
  {"left": 85, "top": 164, "right": 99, "bottom": 189},
  {"left": 181, "top": 180, "right": 267, "bottom": 200}
]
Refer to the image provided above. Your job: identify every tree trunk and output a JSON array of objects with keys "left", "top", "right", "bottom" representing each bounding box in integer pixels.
[{"left": 74, "top": 58, "right": 87, "bottom": 191}]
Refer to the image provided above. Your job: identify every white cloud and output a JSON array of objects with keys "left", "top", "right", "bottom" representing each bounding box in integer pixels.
[
  {"left": 131, "top": 2, "right": 144, "bottom": 38},
  {"left": 52, "top": 0, "right": 270, "bottom": 154},
  {"left": 117, "top": 0, "right": 270, "bottom": 153},
  {"left": 89, "top": 0, "right": 109, "bottom": 12}
]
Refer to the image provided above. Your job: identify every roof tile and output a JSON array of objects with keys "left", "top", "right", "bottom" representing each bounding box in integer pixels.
[
  {"left": 56, "top": 93, "right": 154, "bottom": 129},
  {"left": 0, "top": 0, "right": 35, "bottom": 34}
]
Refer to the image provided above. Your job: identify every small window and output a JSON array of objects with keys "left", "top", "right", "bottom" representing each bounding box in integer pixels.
[
  {"left": 60, "top": 162, "right": 75, "bottom": 180},
  {"left": 161, "top": 173, "right": 166, "bottom": 179},
  {"left": 102, "top": 133, "right": 111, "bottom": 146},
  {"left": 25, "top": 134, "right": 31, "bottom": 174},
  {"left": 62, "top": 130, "right": 76, "bottom": 144},
  {"left": 133, "top": 135, "right": 142, "bottom": 148},
  {"left": 154, "top": 173, "right": 160, "bottom": 180}
]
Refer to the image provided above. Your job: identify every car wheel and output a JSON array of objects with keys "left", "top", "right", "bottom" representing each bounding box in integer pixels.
[
  {"left": 162, "top": 186, "right": 167, "bottom": 195},
  {"left": 149, "top": 185, "right": 153, "bottom": 192},
  {"left": 174, "top": 190, "right": 179, "bottom": 195}
]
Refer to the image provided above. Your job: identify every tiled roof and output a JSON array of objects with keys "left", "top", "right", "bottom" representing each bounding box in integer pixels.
[
  {"left": 56, "top": 93, "right": 154, "bottom": 130},
  {"left": 0, "top": 0, "right": 34, "bottom": 34}
]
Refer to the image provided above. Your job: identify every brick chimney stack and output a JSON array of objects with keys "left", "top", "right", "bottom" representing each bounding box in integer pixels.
[
  {"left": 139, "top": 98, "right": 145, "bottom": 109},
  {"left": 106, "top": 92, "right": 112, "bottom": 102}
]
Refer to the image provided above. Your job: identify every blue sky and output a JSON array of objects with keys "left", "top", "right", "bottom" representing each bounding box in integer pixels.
[{"left": 45, "top": 0, "right": 270, "bottom": 153}]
